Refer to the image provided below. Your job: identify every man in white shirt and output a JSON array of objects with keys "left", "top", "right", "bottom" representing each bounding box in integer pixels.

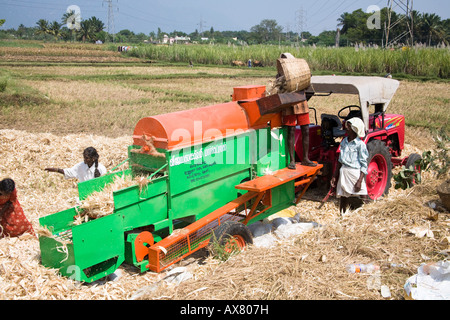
[
  {"left": 45, "top": 147, "right": 107, "bottom": 182},
  {"left": 62, "top": 160, "right": 107, "bottom": 182}
]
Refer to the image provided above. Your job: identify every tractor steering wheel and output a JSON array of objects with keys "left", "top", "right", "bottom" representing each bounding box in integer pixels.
[{"left": 338, "top": 105, "right": 362, "bottom": 120}]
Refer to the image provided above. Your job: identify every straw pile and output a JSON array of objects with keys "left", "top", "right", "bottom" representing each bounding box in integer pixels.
[
  {"left": 0, "top": 128, "right": 448, "bottom": 300},
  {"left": 75, "top": 174, "right": 149, "bottom": 224}
]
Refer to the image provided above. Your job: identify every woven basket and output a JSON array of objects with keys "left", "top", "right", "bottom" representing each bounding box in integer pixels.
[{"left": 276, "top": 58, "right": 311, "bottom": 92}]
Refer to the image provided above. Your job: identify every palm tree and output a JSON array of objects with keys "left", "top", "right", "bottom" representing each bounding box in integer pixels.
[
  {"left": 62, "top": 10, "right": 80, "bottom": 29},
  {"left": 48, "top": 21, "right": 61, "bottom": 41},
  {"left": 76, "top": 17, "right": 105, "bottom": 42},
  {"left": 77, "top": 20, "right": 91, "bottom": 42},
  {"left": 62, "top": 10, "right": 81, "bottom": 41},
  {"left": 337, "top": 10, "right": 366, "bottom": 34},
  {"left": 410, "top": 10, "right": 422, "bottom": 43},
  {"left": 444, "top": 19, "right": 450, "bottom": 45},
  {"left": 421, "top": 13, "right": 445, "bottom": 46},
  {"left": 88, "top": 16, "right": 105, "bottom": 33},
  {"left": 35, "top": 19, "right": 49, "bottom": 36},
  {"left": 337, "top": 12, "right": 353, "bottom": 34}
]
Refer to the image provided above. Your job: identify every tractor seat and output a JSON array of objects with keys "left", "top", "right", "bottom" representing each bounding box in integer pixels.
[
  {"left": 332, "top": 127, "right": 346, "bottom": 137},
  {"left": 321, "top": 114, "right": 346, "bottom": 138}
]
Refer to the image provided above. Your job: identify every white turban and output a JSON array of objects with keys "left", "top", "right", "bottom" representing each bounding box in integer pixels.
[
  {"left": 347, "top": 117, "right": 366, "bottom": 138},
  {"left": 280, "top": 52, "right": 295, "bottom": 59}
]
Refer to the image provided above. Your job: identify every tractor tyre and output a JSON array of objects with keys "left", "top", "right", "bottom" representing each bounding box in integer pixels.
[
  {"left": 210, "top": 221, "right": 253, "bottom": 256},
  {"left": 405, "top": 153, "right": 422, "bottom": 171},
  {"left": 366, "top": 139, "right": 393, "bottom": 200},
  {"left": 405, "top": 153, "right": 423, "bottom": 185}
]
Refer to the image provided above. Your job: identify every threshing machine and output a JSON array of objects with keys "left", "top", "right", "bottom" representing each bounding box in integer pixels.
[{"left": 39, "top": 85, "right": 323, "bottom": 282}]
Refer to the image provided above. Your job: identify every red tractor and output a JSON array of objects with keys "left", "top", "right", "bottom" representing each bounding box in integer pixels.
[{"left": 296, "top": 75, "right": 418, "bottom": 200}]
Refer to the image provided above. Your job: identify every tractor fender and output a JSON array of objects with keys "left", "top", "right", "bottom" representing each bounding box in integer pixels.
[{"left": 366, "top": 139, "right": 393, "bottom": 199}]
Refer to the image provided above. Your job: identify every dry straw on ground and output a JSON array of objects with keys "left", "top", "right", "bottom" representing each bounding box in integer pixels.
[
  {"left": 0, "top": 128, "right": 448, "bottom": 300},
  {"left": 72, "top": 173, "right": 151, "bottom": 225},
  {"left": 76, "top": 174, "right": 149, "bottom": 224}
]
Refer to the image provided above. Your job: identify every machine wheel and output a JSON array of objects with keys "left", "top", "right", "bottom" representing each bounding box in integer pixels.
[
  {"left": 210, "top": 221, "right": 253, "bottom": 255},
  {"left": 366, "top": 139, "right": 393, "bottom": 200},
  {"left": 405, "top": 153, "right": 422, "bottom": 171},
  {"left": 134, "top": 231, "right": 154, "bottom": 263}
]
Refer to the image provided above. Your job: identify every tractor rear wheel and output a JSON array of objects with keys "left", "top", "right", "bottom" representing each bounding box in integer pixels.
[
  {"left": 210, "top": 221, "right": 253, "bottom": 257},
  {"left": 366, "top": 139, "right": 393, "bottom": 200}
]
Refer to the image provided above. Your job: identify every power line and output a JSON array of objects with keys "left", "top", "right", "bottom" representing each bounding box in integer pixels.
[
  {"left": 118, "top": 9, "right": 195, "bottom": 32},
  {"left": 306, "top": 0, "right": 350, "bottom": 34},
  {"left": 0, "top": 0, "right": 103, "bottom": 11},
  {"left": 321, "top": 0, "right": 352, "bottom": 22},
  {"left": 304, "top": 0, "right": 324, "bottom": 17},
  {"left": 0, "top": 1, "right": 61, "bottom": 11},
  {"left": 119, "top": 3, "right": 197, "bottom": 31},
  {"left": 120, "top": 3, "right": 179, "bottom": 23},
  {"left": 308, "top": 0, "right": 334, "bottom": 19},
  {"left": 308, "top": 0, "right": 377, "bottom": 35}
]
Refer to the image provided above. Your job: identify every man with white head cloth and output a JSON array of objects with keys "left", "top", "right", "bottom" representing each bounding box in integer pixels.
[{"left": 330, "top": 117, "right": 369, "bottom": 213}]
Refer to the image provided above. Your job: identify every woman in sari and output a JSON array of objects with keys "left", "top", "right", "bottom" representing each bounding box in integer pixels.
[{"left": 0, "top": 178, "right": 34, "bottom": 238}]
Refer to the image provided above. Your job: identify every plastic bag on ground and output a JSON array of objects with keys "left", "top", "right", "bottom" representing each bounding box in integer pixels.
[
  {"left": 274, "top": 222, "right": 316, "bottom": 240},
  {"left": 252, "top": 233, "right": 279, "bottom": 248},
  {"left": 163, "top": 267, "right": 193, "bottom": 285},
  {"left": 404, "top": 260, "right": 450, "bottom": 300},
  {"left": 248, "top": 221, "right": 272, "bottom": 237},
  {"left": 250, "top": 209, "right": 317, "bottom": 248}
]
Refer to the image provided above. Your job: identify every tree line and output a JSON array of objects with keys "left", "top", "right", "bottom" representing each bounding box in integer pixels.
[
  {"left": 32, "top": 14, "right": 107, "bottom": 43},
  {"left": 336, "top": 8, "right": 449, "bottom": 47},
  {"left": 0, "top": 7, "right": 448, "bottom": 46}
]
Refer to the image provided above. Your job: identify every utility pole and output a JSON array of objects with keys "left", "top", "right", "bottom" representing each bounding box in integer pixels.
[
  {"left": 295, "top": 7, "right": 307, "bottom": 45},
  {"left": 103, "top": 0, "right": 116, "bottom": 42},
  {"left": 285, "top": 23, "right": 291, "bottom": 42},
  {"left": 385, "top": 0, "right": 414, "bottom": 47},
  {"left": 198, "top": 16, "right": 206, "bottom": 37}
]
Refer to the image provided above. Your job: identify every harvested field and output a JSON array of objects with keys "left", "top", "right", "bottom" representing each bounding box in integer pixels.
[
  {"left": 0, "top": 43, "right": 141, "bottom": 64},
  {"left": 0, "top": 43, "right": 449, "bottom": 301}
]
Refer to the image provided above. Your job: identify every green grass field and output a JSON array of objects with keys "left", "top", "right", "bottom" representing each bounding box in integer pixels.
[{"left": 122, "top": 43, "right": 450, "bottom": 80}]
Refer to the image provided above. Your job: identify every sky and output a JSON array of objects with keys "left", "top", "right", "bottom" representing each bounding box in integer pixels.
[{"left": 0, "top": 0, "right": 449, "bottom": 36}]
